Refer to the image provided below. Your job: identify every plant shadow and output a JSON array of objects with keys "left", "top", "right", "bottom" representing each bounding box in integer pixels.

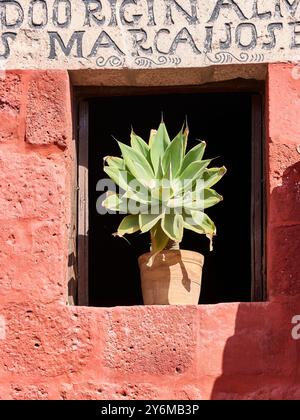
[{"left": 210, "top": 159, "right": 300, "bottom": 399}]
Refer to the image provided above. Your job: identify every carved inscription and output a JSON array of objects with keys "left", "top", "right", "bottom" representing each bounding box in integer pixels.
[{"left": 0, "top": 1, "right": 300, "bottom": 68}]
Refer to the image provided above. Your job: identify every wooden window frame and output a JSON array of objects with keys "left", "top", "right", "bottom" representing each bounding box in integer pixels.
[{"left": 71, "top": 80, "right": 266, "bottom": 306}]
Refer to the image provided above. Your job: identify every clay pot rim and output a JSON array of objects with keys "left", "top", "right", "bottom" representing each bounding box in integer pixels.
[{"left": 138, "top": 249, "right": 205, "bottom": 266}]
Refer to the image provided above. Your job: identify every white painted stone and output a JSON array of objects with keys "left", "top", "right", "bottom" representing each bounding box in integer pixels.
[{"left": 0, "top": 0, "right": 299, "bottom": 69}]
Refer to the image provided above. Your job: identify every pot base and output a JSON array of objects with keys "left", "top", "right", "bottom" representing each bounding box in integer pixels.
[{"left": 138, "top": 250, "right": 204, "bottom": 305}]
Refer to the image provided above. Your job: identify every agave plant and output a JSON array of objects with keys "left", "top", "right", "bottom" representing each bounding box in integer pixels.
[{"left": 102, "top": 121, "right": 226, "bottom": 253}]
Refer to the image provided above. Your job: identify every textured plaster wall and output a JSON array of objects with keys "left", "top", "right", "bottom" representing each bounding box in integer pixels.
[{"left": 0, "top": 65, "right": 300, "bottom": 400}]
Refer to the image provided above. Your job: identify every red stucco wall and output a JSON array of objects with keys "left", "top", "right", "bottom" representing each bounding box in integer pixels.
[{"left": 0, "top": 65, "right": 300, "bottom": 400}]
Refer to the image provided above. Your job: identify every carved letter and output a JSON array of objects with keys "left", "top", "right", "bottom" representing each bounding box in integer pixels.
[
  {"left": 88, "top": 31, "right": 124, "bottom": 56},
  {"left": 147, "top": 0, "right": 156, "bottom": 26},
  {"left": 208, "top": 0, "right": 247, "bottom": 23},
  {"left": 28, "top": 0, "right": 48, "bottom": 29},
  {"left": 168, "top": 27, "right": 201, "bottom": 54},
  {"left": 252, "top": 0, "right": 272, "bottom": 19},
  {"left": 0, "top": 1, "right": 24, "bottom": 29},
  {"left": 83, "top": 0, "right": 105, "bottom": 26},
  {"left": 154, "top": 28, "right": 170, "bottom": 54},
  {"left": 48, "top": 31, "right": 84, "bottom": 58},
  {"left": 0, "top": 32, "right": 17, "bottom": 59},
  {"left": 274, "top": 0, "right": 283, "bottom": 17},
  {"left": 107, "top": 0, "right": 118, "bottom": 26},
  {"left": 129, "top": 29, "right": 153, "bottom": 56},
  {"left": 290, "top": 21, "right": 300, "bottom": 48},
  {"left": 236, "top": 23, "right": 257, "bottom": 50},
  {"left": 220, "top": 23, "right": 232, "bottom": 49},
  {"left": 282, "top": 0, "right": 300, "bottom": 17},
  {"left": 53, "top": 0, "right": 71, "bottom": 28},
  {"left": 120, "top": 0, "right": 142, "bottom": 26},
  {"left": 164, "top": 0, "right": 198, "bottom": 25},
  {"left": 263, "top": 22, "right": 283, "bottom": 49},
  {"left": 204, "top": 26, "right": 213, "bottom": 53}
]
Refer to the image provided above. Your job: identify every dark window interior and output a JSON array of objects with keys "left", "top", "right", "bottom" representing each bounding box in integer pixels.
[{"left": 88, "top": 92, "right": 253, "bottom": 307}]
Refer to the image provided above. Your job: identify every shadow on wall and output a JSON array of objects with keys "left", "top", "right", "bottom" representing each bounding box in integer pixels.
[
  {"left": 210, "top": 300, "right": 300, "bottom": 400},
  {"left": 268, "top": 160, "right": 300, "bottom": 298},
  {"left": 270, "top": 159, "right": 300, "bottom": 224},
  {"left": 211, "top": 160, "right": 300, "bottom": 400}
]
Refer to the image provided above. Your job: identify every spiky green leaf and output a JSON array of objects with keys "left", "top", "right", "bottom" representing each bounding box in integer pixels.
[
  {"left": 117, "top": 215, "right": 140, "bottom": 236},
  {"left": 156, "top": 157, "right": 164, "bottom": 180},
  {"left": 122, "top": 189, "right": 151, "bottom": 205},
  {"left": 102, "top": 193, "right": 127, "bottom": 213},
  {"left": 103, "top": 167, "right": 133, "bottom": 192},
  {"left": 139, "top": 213, "right": 162, "bottom": 233},
  {"left": 183, "top": 188, "right": 223, "bottom": 211},
  {"left": 162, "top": 213, "right": 184, "bottom": 242},
  {"left": 148, "top": 129, "right": 157, "bottom": 148},
  {"left": 151, "top": 180, "right": 172, "bottom": 202},
  {"left": 162, "top": 129, "right": 184, "bottom": 177},
  {"left": 182, "top": 122, "right": 189, "bottom": 155},
  {"left": 118, "top": 142, "right": 154, "bottom": 187},
  {"left": 182, "top": 219, "right": 205, "bottom": 235},
  {"left": 176, "top": 159, "right": 211, "bottom": 192},
  {"left": 203, "top": 166, "right": 227, "bottom": 188},
  {"left": 150, "top": 222, "right": 170, "bottom": 253},
  {"left": 102, "top": 193, "right": 148, "bottom": 215},
  {"left": 150, "top": 122, "right": 170, "bottom": 175},
  {"left": 203, "top": 189, "right": 223, "bottom": 209},
  {"left": 104, "top": 156, "right": 125, "bottom": 170},
  {"left": 180, "top": 141, "right": 206, "bottom": 173},
  {"left": 131, "top": 131, "right": 150, "bottom": 162},
  {"left": 184, "top": 210, "right": 216, "bottom": 235}
]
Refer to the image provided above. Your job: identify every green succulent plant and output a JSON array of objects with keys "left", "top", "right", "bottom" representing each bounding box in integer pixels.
[{"left": 102, "top": 121, "right": 226, "bottom": 253}]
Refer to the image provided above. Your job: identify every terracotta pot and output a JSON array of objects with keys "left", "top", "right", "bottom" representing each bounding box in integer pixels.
[{"left": 138, "top": 250, "right": 204, "bottom": 305}]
